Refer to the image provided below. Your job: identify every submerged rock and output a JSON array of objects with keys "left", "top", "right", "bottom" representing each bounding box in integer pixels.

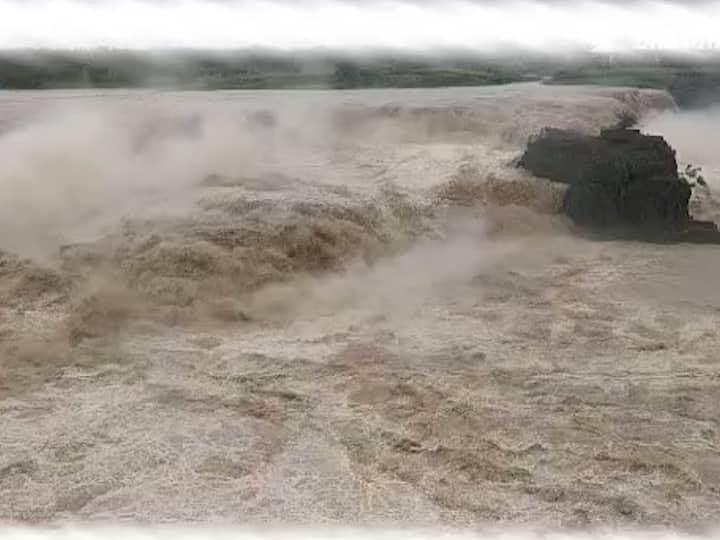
[{"left": 518, "top": 127, "right": 719, "bottom": 243}]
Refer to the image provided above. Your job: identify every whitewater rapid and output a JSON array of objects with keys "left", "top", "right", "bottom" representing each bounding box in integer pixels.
[{"left": 1, "top": 83, "right": 719, "bottom": 527}]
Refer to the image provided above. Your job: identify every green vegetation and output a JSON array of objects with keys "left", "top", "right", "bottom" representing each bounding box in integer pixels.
[
  {"left": 0, "top": 50, "right": 319, "bottom": 89},
  {"left": 0, "top": 50, "right": 538, "bottom": 90},
  {"left": 547, "top": 66, "right": 677, "bottom": 89},
  {"left": 1, "top": 49, "right": 719, "bottom": 108},
  {"left": 330, "top": 59, "right": 532, "bottom": 89},
  {"left": 545, "top": 63, "right": 720, "bottom": 108}
]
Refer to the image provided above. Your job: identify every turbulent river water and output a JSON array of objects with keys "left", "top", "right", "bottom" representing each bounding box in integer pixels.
[{"left": 0, "top": 83, "right": 719, "bottom": 528}]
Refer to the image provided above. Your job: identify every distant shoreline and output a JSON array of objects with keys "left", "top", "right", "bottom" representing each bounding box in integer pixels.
[{"left": 1, "top": 50, "right": 719, "bottom": 108}]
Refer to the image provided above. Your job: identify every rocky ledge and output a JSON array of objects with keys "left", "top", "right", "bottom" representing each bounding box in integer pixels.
[{"left": 518, "top": 127, "right": 720, "bottom": 243}]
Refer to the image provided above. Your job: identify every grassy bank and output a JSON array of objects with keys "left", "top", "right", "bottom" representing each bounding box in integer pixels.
[
  {"left": 543, "top": 61, "right": 720, "bottom": 108},
  {"left": 1, "top": 49, "right": 719, "bottom": 109},
  {"left": 0, "top": 50, "right": 536, "bottom": 90}
]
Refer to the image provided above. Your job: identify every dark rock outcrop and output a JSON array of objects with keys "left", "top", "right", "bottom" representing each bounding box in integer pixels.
[{"left": 518, "top": 127, "right": 718, "bottom": 243}]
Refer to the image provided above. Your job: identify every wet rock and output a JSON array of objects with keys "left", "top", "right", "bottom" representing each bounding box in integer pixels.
[{"left": 519, "top": 127, "right": 720, "bottom": 243}]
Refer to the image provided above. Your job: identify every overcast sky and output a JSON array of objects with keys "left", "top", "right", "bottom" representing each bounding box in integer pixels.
[{"left": 0, "top": 1, "right": 718, "bottom": 53}]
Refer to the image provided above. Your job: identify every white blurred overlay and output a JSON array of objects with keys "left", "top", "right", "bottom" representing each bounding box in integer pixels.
[
  {"left": 1, "top": 530, "right": 720, "bottom": 540},
  {"left": 0, "top": 0, "right": 718, "bottom": 53}
]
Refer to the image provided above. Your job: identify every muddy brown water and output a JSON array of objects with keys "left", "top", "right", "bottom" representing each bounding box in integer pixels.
[{"left": 0, "top": 83, "right": 719, "bottom": 528}]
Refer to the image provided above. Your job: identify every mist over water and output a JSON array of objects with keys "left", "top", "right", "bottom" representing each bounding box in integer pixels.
[
  {"left": 2, "top": 83, "right": 720, "bottom": 526},
  {"left": 640, "top": 106, "right": 720, "bottom": 222},
  {"left": 0, "top": 84, "right": 673, "bottom": 256}
]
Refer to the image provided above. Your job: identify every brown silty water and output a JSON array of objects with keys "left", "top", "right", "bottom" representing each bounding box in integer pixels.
[{"left": 0, "top": 83, "right": 719, "bottom": 527}]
